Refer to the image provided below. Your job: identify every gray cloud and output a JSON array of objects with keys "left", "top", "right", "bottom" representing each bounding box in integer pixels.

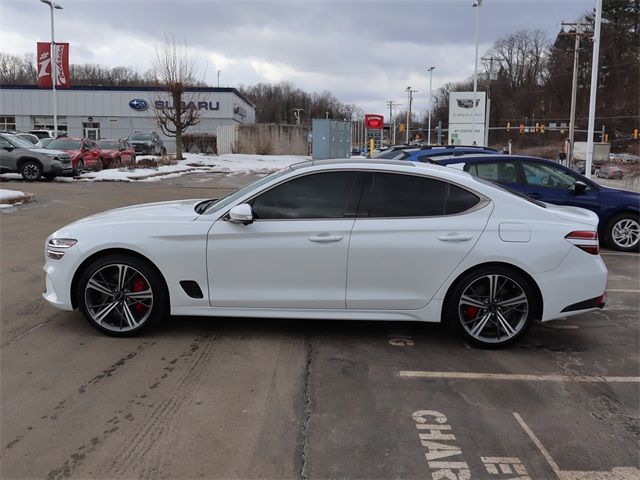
[{"left": 1, "top": 0, "right": 593, "bottom": 114}]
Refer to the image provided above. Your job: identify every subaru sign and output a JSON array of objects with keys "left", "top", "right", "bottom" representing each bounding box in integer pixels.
[{"left": 129, "top": 99, "right": 149, "bottom": 111}]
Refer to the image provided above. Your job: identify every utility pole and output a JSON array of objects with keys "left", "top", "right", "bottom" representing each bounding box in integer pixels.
[
  {"left": 386, "top": 100, "right": 401, "bottom": 146},
  {"left": 392, "top": 103, "right": 401, "bottom": 145},
  {"left": 481, "top": 55, "right": 497, "bottom": 146},
  {"left": 561, "top": 20, "right": 592, "bottom": 166},
  {"left": 217, "top": 70, "right": 221, "bottom": 87},
  {"left": 585, "top": 0, "right": 603, "bottom": 180},
  {"left": 406, "top": 87, "right": 417, "bottom": 144}
]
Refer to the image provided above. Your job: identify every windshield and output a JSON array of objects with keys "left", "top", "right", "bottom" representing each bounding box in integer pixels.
[
  {"left": 199, "top": 169, "right": 292, "bottom": 214},
  {"left": 6, "top": 135, "right": 36, "bottom": 149},
  {"left": 129, "top": 134, "right": 151, "bottom": 141},
  {"left": 97, "top": 140, "right": 118, "bottom": 149},
  {"left": 47, "top": 139, "right": 81, "bottom": 150}
]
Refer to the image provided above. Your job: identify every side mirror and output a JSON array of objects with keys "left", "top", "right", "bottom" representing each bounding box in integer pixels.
[
  {"left": 2, "top": 146, "right": 14, "bottom": 151},
  {"left": 227, "top": 203, "right": 253, "bottom": 225},
  {"left": 574, "top": 181, "right": 587, "bottom": 194}
]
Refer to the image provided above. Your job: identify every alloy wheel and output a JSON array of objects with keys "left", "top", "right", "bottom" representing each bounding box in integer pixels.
[
  {"left": 611, "top": 218, "right": 639, "bottom": 249},
  {"left": 458, "top": 274, "right": 529, "bottom": 344},
  {"left": 22, "top": 163, "right": 41, "bottom": 180},
  {"left": 84, "top": 263, "right": 154, "bottom": 332}
]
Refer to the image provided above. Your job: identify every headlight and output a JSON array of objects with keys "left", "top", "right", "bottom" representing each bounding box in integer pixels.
[{"left": 47, "top": 238, "right": 77, "bottom": 248}]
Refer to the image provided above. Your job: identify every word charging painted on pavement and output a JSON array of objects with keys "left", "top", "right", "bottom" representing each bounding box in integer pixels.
[{"left": 37, "top": 42, "right": 70, "bottom": 88}]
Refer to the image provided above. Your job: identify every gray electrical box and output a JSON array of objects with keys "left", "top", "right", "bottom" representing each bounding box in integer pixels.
[{"left": 311, "top": 119, "right": 352, "bottom": 160}]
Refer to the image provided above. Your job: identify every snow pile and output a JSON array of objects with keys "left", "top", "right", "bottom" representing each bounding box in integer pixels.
[
  {"left": 0, "top": 188, "right": 27, "bottom": 208},
  {"left": 74, "top": 153, "right": 310, "bottom": 182},
  {"left": 610, "top": 152, "right": 639, "bottom": 163}
]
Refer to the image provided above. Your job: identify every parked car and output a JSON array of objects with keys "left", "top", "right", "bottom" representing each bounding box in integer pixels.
[
  {"left": 572, "top": 161, "right": 596, "bottom": 175},
  {"left": 97, "top": 139, "right": 135, "bottom": 168},
  {"left": 45, "top": 137, "right": 103, "bottom": 174},
  {"left": 16, "top": 133, "right": 43, "bottom": 149},
  {"left": 0, "top": 133, "right": 72, "bottom": 180},
  {"left": 597, "top": 164, "right": 625, "bottom": 180},
  {"left": 127, "top": 132, "right": 165, "bottom": 156},
  {"left": 44, "top": 159, "right": 607, "bottom": 347},
  {"left": 435, "top": 155, "right": 640, "bottom": 252},
  {"left": 376, "top": 145, "right": 499, "bottom": 161},
  {"left": 28, "top": 130, "right": 58, "bottom": 139}
]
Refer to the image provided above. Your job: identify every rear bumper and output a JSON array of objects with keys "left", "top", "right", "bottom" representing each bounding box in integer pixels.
[{"left": 535, "top": 247, "right": 608, "bottom": 321}]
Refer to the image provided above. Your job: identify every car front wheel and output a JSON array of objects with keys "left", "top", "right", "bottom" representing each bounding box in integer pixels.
[
  {"left": 77, "top": 254, "right": 168, "bottom": 336},
  {"left": 607, "top": 213, "right": 640, "bottom": 252},
  {"left": 20, "top": 160, "right": 43, "bottom": 181},
  {"left": 448, "top": 267, "right": 537, "bottom": 348}
]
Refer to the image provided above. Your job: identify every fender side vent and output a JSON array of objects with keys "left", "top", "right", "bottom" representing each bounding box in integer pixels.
[{"left": 180, "top": 280, "right": 204, "bottom": 299}]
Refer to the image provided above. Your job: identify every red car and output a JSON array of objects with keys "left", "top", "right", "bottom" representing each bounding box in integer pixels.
[
  {"left": 97, "top": 139, "right": 136, "bottom": 168},
  {"left": 45, "top": 137, "right": 102, "bottom": 174}
]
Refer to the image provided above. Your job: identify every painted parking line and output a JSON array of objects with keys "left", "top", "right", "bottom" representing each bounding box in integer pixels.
[
  {"left": 606, "top": 289, "right": 640, "bottom": 293},
  {"left": 398, "top": 371, "right": 640, "bottom": 383},
  {"left": 601, "top": 252, "right": 640, "bottom": 257},
  {"left": 513, "top": 412, "right": 640, "bottom": 480}
]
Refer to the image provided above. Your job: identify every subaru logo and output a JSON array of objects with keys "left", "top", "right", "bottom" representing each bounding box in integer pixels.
[{"left": 129, "top": 99, "right": 149, "bottom": 111}]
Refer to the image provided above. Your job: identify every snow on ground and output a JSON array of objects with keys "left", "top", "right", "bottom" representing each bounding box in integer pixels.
[
  {"left": 0, "top": 188, "right": 27, "bottom": 208},
  {"left": 74, "top": 153, "right": 310, "bottom": 182}
]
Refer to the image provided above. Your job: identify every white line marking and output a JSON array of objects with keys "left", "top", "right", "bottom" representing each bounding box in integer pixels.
[
  {"left": 513, "top": 412, "right": 562, "bottom": 477},
  {"left": 398, "top": 371, "right": 640, "bottom": 383},
  {"left": 606, "top": 289, "right": 640, "bottom": 293},
  {"left": 601, "top": 252, "right": 640, "bottom": 256}
]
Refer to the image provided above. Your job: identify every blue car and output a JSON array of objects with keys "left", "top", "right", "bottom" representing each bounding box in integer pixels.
[{"left": 430, "top": 155, "right": 639, "bottom": 252}]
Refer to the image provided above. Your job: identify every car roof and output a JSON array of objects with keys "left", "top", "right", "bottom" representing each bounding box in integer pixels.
[{"left": 435, "top": 154, "right": 556, "bottom": 164}]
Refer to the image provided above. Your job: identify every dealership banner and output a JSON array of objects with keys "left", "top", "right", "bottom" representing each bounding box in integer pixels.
[
  {"left": 448, "top": 91, "right": 486, "bottom": 146},
  {"left": 37, "top": 42, "right": 70, "bottom": 88}
]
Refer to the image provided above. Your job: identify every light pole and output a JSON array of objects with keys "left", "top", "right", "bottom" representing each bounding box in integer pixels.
[
  {"left": 585, "top": 0, "right": 603, "bottom": 179},
  {"left": 427, "top": 66, "right": 435, "bottom": 145},
  {"left": 217, "top": 70, "right": 221, "bottom": 87},
  {"left": 40, "top": 0, "right": 63, "bottom": 137},
  {"left": 472, "top": 0, "right": 483, "bottom": 145},
  {"left": 405, "top": 87, "right": 417, "bottom": 144}
]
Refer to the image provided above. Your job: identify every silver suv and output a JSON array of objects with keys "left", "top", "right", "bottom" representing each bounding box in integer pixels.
[{"left": 0, "top": 133, "right": 73, "bottom": 180}]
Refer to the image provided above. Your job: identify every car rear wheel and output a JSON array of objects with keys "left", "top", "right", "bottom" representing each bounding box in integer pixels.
[
  {"left": 448, "top": 266, "right": 537, "bottom": 348},
  {"left": 77, "top": 254, "right": 168, "bottom": 336},
  {"left": 20, "top": 160, "right": 43, "bottom": 181},
  {"left": 94, "top": 159, "right": 103, "bottom": 172},
  {"left": 607, "top": 213, "right": 640, "bottom": 252}
]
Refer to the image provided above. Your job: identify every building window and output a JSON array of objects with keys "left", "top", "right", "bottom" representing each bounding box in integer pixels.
[
  {"left": 82, "top": 122, "right": 101, "bottom": 140},
  {"left": 32, "top": 116, "right": 67, "bottom": 132},
  {"left": 0, "top": 116, "right": 16, "bottom": 131}
]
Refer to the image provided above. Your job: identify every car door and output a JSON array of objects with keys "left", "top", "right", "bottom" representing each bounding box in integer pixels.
[
  {"left": 0, "top": 137, "right": 17, "bottom": 172},
  {"left": 346, "top": 172, "right": 492, "bottom": 310},
  {"left": 519, "top": 160, "right": 601, "bottom": 214},
  {"left": 207, "top": 171, "right": 363, "bottom": 309}
]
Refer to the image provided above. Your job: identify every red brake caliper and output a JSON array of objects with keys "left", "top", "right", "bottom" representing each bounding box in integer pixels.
[
  {"left": 463, "top": 305, "right": 479, "bottom": 320},
  {"left": 132, "top": 276, "right": 147, "bottom": 315}
]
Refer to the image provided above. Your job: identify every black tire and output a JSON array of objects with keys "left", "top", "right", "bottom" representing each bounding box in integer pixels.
[
  {"left": 446, "top": 265, "right": 538, "bottom": 348},
  {"left": 77, "top": 254, "right": 168, "bottom": 336},
  {"left": 20, "top": 160, "right": 43, "bottom": 181},
  {"left": 606, "top": 213, "right": 640, "bottom": 252},
  {"left": 74, "top": 159, "right": 85, "bottom": 176},
  {"left": 94, "top": 158, "right": 103, "bottom": 172},
  {"left": 113, "top": 157, "right": 121, "bottom": 169},
  {"left": 161, "top": 147, "right": 167, "bottom": 156}
]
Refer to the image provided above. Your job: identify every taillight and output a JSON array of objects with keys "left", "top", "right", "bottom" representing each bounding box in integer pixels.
[{"left": 565, "top": 230, "right": 599, "bottom": 255}]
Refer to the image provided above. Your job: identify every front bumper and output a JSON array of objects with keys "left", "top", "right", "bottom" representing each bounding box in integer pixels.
[{"left": 42, "top": 246, "right": 81, "bottom": 311}]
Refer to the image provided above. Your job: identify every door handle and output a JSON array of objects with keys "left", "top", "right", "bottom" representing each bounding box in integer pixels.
[
  {"left": 308, "top": 235, "right": 344, "bottom": 243},
  {"left": 437, "top": 234, "right": 474, "bottom": 242},
  {"left": 527, "top": 192, "right": 543, "bottom": 199}
]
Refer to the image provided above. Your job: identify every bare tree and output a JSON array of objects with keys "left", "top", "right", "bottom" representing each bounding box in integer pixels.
[{"left": 152, "top": 36, "right": 201, "bottom": 160}]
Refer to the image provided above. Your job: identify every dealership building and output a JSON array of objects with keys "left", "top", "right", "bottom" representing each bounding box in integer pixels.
[{"left": 0, "top": 85, "right": 256, "bottom": 152}]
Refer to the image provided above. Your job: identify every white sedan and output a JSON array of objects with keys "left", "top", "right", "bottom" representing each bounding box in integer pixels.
[{"left": 43, "top": 160, "right": 607, "bottom": 347}]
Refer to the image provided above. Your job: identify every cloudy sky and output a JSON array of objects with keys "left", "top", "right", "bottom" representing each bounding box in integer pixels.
[{"left": 1, "top": 0, "right": 594, "bottom": 116}]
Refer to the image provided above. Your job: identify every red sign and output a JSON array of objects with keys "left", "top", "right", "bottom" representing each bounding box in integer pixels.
[
  {"left": 37, "top": 42, "right": 70, "bottom": 88},
  {"left": 364, "top": 114, "right": 384, "bottom": 130}
]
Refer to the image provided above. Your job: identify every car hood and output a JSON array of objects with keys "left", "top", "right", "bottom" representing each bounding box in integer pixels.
[
  {"left": 67, "top": 199, "right": 206, "bottom": 227},
  {"left": 544, "top": 203, "right": 599, "bottom": 228},
  {"left": 31, "top": 148, "right": 68, "bottom": 156}
]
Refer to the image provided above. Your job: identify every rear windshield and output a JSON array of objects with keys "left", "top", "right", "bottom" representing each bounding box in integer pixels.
[{"left": 47, "top": 139, "right": 81, "bottom": 150}]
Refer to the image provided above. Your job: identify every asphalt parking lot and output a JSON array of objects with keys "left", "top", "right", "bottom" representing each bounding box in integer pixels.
[{"left": 1, "top": 174, "right": 639, "bottom": 479}]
